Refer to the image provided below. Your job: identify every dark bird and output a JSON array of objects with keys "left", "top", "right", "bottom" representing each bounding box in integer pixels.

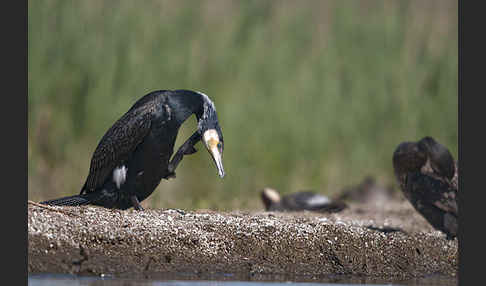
[
  {"left": 260, "top": 188, "right": 347, "bottom": 213},
  {"left": 40, "top": 89, "right": 225, "bottom": 210},
  {"left": 392, "top": 136, "right": 458, "bottom": 239}
]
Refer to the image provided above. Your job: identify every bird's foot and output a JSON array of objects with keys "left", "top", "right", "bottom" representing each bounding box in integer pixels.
[{"left": 130, "top": 196, "right": 144, "bottom": 211}]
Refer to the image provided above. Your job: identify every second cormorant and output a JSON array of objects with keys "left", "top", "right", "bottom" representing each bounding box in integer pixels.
[
  {"left": 41, "top": 89, "right": 225, "bottom": 210},
  {"left": 392, "top": 136, "right": 458, "bottom": 239}
]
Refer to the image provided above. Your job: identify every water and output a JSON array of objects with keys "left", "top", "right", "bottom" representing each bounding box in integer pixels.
[
  {"left": 28, "top": 273, "right": 457, "bottom": 286},
  {"left": 27, "top": 275, "right": 393, "bottom": 286}
]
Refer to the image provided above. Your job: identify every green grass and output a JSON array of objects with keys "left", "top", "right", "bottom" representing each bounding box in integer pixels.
[{"left": 28, "top": 0, "right": 458, "bottom": 210}]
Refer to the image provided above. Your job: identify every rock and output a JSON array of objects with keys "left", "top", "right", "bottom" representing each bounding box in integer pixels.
[{"left": 28, "top": 201, "right": 458, "bottom": 279}]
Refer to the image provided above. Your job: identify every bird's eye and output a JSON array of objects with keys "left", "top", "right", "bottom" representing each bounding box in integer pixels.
[{"left": 217, "top": 142, "right": 222, "bottom": 150}]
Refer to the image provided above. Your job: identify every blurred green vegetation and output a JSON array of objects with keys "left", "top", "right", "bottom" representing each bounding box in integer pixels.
[{"left": 28, "top": 0, "right": 457, "bottom": 210}]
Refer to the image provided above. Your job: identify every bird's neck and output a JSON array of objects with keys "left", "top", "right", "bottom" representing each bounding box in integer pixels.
[{"left": 167, "top": 90, "right": 215, "bottom": 127}]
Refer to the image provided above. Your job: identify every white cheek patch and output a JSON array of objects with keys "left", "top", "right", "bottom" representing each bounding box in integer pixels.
[
  {"left": 202, "top": 129, "right": 219, "bottom": 148},
  {"left": 113, "top": 165, "right": 127, "bottom": 189},
  {"left": 306, "top": 194, "right": 331, "bottom": 207}
]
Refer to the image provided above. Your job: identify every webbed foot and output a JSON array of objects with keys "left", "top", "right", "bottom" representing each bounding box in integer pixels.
[{"left": 130, "top": 196, "right": 144, "bottom": 211}]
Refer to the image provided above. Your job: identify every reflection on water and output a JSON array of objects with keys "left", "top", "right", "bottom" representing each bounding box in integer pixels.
[{"left": 28, "top": 273, "right": 457, "bottom": 286}]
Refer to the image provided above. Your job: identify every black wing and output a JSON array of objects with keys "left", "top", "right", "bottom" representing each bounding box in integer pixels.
[
  {"left": 281, "top": 191, "right": 346, "bottom": 213},
  {"left": 428, "top": 146, "right": 456, "bottom": 180},
  {"left": 282, "top": 191, "right": 327, "bottom": 210},
  {"left": 418, "top": 137, "right": 456, "bottom": 180},
  {"left": 81, "top": 104, "right": 155, "bottom": 194},
  {"left": 406, "top": 172, "right": 458, "bottom": 216}
]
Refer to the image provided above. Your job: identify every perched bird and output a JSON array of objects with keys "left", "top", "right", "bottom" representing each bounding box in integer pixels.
[
  {"left": 260, "top": 188, "right": 347, "bottom": 213},
  {"left": 392, "top": 137, "right": 458, "bottom": 239},
  {"left": 41, "top": 89, "right": 225, "bottom": 210}
]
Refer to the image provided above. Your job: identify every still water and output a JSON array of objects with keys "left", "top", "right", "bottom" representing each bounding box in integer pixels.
[{"left": 28, "top": 273, "right": 457, "bottom": 286}]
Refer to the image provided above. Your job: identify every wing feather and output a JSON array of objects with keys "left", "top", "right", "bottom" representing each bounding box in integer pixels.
[
  {"left": 81, "top": 105, "right": 155, "bottom": 193},
  {"left": 406, "top": 172, "right": 458, "bottom": 216}
]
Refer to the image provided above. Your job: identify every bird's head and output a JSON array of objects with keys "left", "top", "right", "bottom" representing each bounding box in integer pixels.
[
  {"left": 190, "top": 90, "right": 225, "bottom": 178},
  {"left": 392, "top": 141, "right": 427, "bottom": 175},
  {"left": 417, "top": 136, "right": 438, "bottom": 152},
  {"left": 201, "top": 128, "right": 225, "bottom": 178},
  {"left": 260, "top": 188, "right": 281, "bottom": 210}
]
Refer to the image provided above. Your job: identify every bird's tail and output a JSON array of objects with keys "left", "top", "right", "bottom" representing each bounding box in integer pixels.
[{"left": 40, "top": 193, "right": 99, "bottom": 207}]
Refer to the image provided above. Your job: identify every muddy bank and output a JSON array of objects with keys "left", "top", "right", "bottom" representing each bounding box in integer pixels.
[{"left": 28, "top": 200, "right": 458, "bottom": 280}]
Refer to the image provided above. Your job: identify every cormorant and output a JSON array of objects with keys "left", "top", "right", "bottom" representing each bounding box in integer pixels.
[
  {"left": 260, "top": 188, "right": 347, "bottom": 213},
  {"left": 392, "top": 136, "right": 458, "bottom": 239},
  {"left": 40, "top": 89, "right": 225, "bottom": 210}
]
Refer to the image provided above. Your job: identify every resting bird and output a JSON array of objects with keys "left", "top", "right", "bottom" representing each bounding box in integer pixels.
[
  {"left": 40, "top": 89, "right": 225, "bottom": 210},
  {"left": 260, "top": 188, "right": 347, "bottom": 213},
  {"left": 392, "top": 136, "right": 458, "bottom": 239}
]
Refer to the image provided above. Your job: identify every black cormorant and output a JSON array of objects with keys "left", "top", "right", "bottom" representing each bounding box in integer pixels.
[
  {"left": 392, "top": 136, "right": 458, "bottom": 239},
  {"left": 260, "top": 188, "right": 347, "bottom": 213},
  {"left": 40, "top": 89, "right": 225, "bottom": 210}
]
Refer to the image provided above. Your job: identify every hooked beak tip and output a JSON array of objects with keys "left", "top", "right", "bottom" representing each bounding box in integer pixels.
[
  {"left": 209, "top": 147, "right": 225, "bottom": 179},
  {"left": 215, "top": 159, "right": 225, "bottom": 178},
  {"left": 218, "top": 169, "right": 225, "bottom": 178}
]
